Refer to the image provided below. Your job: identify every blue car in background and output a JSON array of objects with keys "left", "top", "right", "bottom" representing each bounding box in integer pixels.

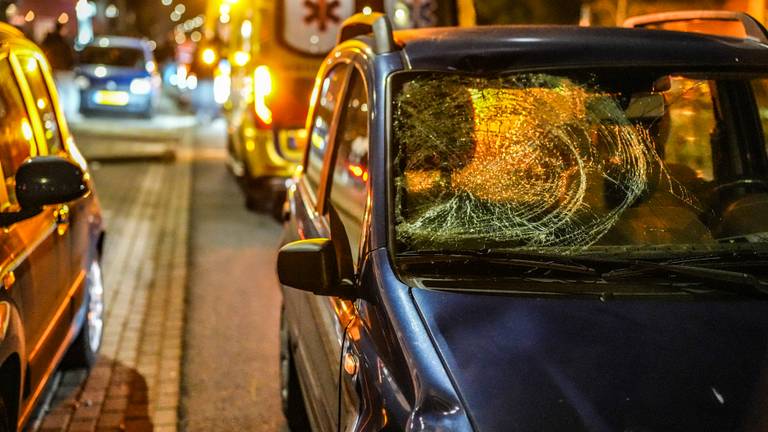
[
  {"left": 76, "top": 36, "right": 160, "bottom": 118},
  {"left": 278, "top": 11, "right": 768, "bottom": 432}
]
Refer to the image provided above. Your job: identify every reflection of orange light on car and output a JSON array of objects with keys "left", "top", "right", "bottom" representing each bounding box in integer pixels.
[
  {"left": 253, "top": 65, "right": 273, "bottom": 125},
  {"left": 0, "top": 302, "right": 9, "bottom": 339},
  {"left": 348, "top": 164, "right": 368, "bottom": 181},
  {"left": 21, "top": 119, "right": 33, "bottom": 141},
  {"left": 309, "top": 81, "right": 320, "bottom": 107}
]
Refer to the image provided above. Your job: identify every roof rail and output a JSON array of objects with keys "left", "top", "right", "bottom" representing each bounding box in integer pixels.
[
  {"left": 623, "top": 10, "right": 768, "bottom": 43},
  {"left": 337, "top": 12, "right": 397, "bottom": 54}
]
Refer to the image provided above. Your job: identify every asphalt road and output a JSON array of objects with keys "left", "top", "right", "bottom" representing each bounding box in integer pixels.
[{"left": 180, "top": 121, "right": 287, "bottom": 431}]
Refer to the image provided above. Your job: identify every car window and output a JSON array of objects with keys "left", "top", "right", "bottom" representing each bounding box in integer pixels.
[
  {"left": 752, "top": 80, "right": 768, "bottom": 154},
  {"left": 17, "top": 55, "right": 63, "bottom": 154},
  {"left": 393, "top": 71, "right": 768, "bottom": 258},
  {"left": 79, "top": 46, "right": 145, "bottom": 68},
  {"left": 327, "top": 71, "right": 369, "bottom": 262},
  {"left": 305, "top": 65, "right": 348, "bottom": 197},
  {"left": 0, "top": 60, "right": 34, "bottom": 210}
]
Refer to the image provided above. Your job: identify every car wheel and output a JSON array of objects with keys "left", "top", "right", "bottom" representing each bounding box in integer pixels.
[
  {"left": 280, "top": 308, "right": 310, "bottom": 431},
  {"left": 63, "top": 259, "right": 104, "bottom": 369}
]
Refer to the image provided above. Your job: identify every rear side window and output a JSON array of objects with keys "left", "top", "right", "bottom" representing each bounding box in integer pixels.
[
  {"left": 0, "top": 60, "right": 33, "bottom": 209},
  {"left": 305, "top": 65, "right": 347, "bottom": 196},
  {"left": 17, "top": 55, "right": 62, "bottom": 154},
  {"left": 328, "top": 72, "right": 369, "bottom": 262},
  {"left": 79, "top": 46, "right": 145, "bottom": 68}
]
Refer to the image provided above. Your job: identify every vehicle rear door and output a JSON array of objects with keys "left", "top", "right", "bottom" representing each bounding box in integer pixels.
[{"left": 7, "top": 51, "right": 73, "bottom": 403}]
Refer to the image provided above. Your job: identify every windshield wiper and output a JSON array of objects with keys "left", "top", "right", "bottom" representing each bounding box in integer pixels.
[
  {"left": 601, "top": 260, "right": 768, "bottom": 297},
  {"left": 397, "top": 251, "right": 598, "bottom": 276}
]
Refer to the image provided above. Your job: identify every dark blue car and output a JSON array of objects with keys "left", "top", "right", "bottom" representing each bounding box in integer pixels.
[
  {"left": 76, "top": 36, "right": 160, "bottom": 118},
  {"left": 278, "top": 11, "right": 768, "bottom": 431}
]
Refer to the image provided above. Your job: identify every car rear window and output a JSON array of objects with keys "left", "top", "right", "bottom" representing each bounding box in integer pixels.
[
  {"left": 393, "top": 70, "right": 768, "bottom": 257},
  {"left": 80, "top": 46, "right": 145, "bottom": 68}
]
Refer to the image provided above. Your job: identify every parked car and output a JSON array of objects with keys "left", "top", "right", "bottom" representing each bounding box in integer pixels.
[
  {"left": 76, "top": 36, "right": 160, "bottom": 118},
  {"left": 0, "top": 24, "right": 104, "bottom": 430},
  {"left": 278, "top": 11, "right": 768, "bottom": 432}
]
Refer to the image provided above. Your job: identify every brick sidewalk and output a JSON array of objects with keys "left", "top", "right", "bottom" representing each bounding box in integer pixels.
[{"left": 33, "top": 136, "right": 192, "bottom": 431}]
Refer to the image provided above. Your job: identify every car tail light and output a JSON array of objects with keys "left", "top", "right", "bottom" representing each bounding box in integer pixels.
[{"left": 253, "top": 65, "right": 273, "bottom": 128}]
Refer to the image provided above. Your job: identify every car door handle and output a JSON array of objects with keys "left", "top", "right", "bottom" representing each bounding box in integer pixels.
[{"left": 54, "top": 205, "right": 70, "bottom": 235}]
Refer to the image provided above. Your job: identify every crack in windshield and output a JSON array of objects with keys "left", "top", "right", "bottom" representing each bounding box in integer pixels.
[
  {"left": 394, "top": 71, "right": 768, "bottom": 261},
  {"left": 394, "top": 73, "right": 703, "bottom": 252}
]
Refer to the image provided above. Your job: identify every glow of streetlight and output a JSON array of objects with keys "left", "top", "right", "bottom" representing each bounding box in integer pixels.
[
  {"left": 105, "top": 4, "right": 119, "bottom": 18},
  {"left": 201, "top": 48, "right": 217, "bottom": 65},
  {"left": 233, "top": 51, "right": 250, "bottom": 67},
  {"left": 241, "top": 20, "right": 252, "bottom": 38}
]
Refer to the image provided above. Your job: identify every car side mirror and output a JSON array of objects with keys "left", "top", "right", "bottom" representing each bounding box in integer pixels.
[
  {"left": 277, "top": 238, "right": 355, "bottom": 299},
  {"left": 0, "top": 156, "right": 89, "bottom": 227}
]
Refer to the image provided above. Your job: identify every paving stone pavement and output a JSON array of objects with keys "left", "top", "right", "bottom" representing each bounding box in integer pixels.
[{"left": 31, "top": 129, "right": 193, "bottom": 432}]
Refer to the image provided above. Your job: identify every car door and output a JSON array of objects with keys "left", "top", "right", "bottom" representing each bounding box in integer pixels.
[
  {"left": 7, "top": 51, "right": 74, "bottom": 405},
  {"left": 319, "top": 68, "right": 371, "bottom": 431},
  {"left": 17, "top": 52, "right": 91, "bottom": 313},
  {"left": 284, "top": 61, "right": 352, "bottom": 432}
]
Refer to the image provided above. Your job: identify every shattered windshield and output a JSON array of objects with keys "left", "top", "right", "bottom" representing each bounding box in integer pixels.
[{"left": 393, "top": 71, "right": 768, "bottom": 258}]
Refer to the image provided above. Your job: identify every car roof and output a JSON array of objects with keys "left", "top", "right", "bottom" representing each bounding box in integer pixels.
[
  {"left": 384, "top": 25, "right": 768, "bottom": 72},
  {"left": 0, "top": 22, "right": 39, "bottom": 50},
  {"left": 88, "top": 36, "right": 149, "bottom": 50}
]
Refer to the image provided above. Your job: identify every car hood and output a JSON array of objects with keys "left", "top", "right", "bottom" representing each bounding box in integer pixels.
[
  {"left": 412, "top": 287, "right": 768, "bottom": 432},
  {"left": 77, "top": 64, "right": 147, "bottom": 81}
]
